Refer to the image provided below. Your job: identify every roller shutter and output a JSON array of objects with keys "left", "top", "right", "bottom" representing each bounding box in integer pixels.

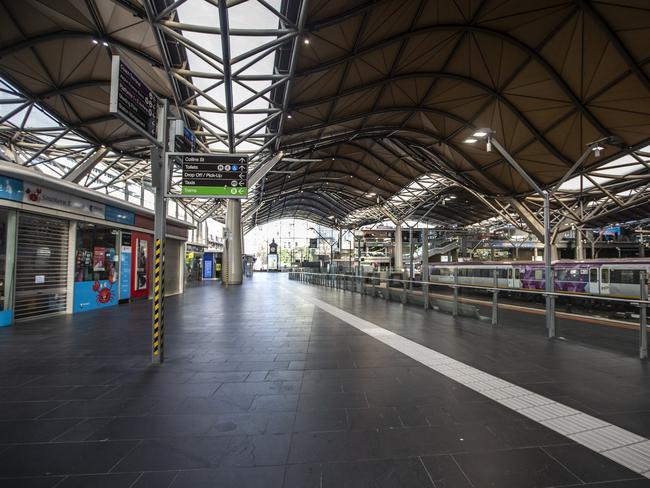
[{"left": 15, "top": 214, "right": 69, "bottom": 320}]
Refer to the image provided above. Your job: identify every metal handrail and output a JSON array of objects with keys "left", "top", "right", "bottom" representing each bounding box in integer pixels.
[
  {"left": 288, "top": 269, "right": 649, "bottom": 360},
  {"left": 289, "top": 270, "right": 650, "bottom": 306}
]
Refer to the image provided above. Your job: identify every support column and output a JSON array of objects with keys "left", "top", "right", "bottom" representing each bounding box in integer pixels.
[
  {"left": 151, "top": 100, "right": 169, "bottom": 365},
  {"left": 543, "top": 191, "right": 556, "bottom": 338},
  {"left": 394, "top": 224, "right": 403, "bottom": 270},
  {"left": 575, "top": 227, "right": 585, "bottom": 260},
  {"left": 224, "top": 199, "right": 243, "bottom": 285}
]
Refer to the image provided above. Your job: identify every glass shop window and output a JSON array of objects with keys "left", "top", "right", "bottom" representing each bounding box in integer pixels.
[{"left": 75, "top": 224, "right": 118, "bottom": 283}]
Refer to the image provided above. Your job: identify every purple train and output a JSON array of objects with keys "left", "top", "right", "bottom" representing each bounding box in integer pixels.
[{"left": 429, "top": 259, "right": 650, "bottom": 299}]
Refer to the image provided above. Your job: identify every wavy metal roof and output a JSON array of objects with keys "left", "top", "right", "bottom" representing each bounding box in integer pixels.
[{"left": 0, "top": 0, "right": 649, "bottom": 233}]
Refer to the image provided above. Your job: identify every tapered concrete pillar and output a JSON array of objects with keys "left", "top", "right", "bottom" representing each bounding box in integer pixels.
[
  {"left": 394, "top": 224, "right": 403, "bottom": 270},
  {"left": 224, "top": 199, "right": 243, "bottom": 285}
]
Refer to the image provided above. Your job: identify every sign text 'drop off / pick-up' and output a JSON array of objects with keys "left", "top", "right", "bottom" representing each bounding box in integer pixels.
[{"left": 181, "top": 154, "right": 249, "bottom": 197}]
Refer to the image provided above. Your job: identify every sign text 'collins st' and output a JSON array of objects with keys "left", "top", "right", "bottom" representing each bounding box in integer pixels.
[{"left": 181, "top": 154, "right": 249, "bottom": 197}]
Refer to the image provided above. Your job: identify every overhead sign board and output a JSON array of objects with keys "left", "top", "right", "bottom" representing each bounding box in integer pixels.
[
  {"left": 181, "top": 153, "right": 249, "bottom": 198},
  {"left": 109, "top": 55, "right": 160, "bottom": 144}
]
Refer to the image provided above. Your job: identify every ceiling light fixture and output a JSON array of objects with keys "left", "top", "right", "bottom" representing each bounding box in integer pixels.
[
  {"left": 102, "top": 41, "right": 109, "bottom": 47},
  {"left": 592, "top": 145, "right": 604, "bottom": 157},
  {"left": 303, "top": 38, "right": 310, "bottom": 45},
  {"left": 464, "top": 138, "right": 478, "bottom": 144},
  {"left": 287, "top": 114, "right": 292, "bottom": 119},
  {"left": 92, "top": 39, "right": 98, "bottom": 44}
]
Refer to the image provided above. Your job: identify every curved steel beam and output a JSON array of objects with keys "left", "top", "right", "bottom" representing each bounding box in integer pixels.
[
  {"left": 576, "top": 0, "right": 650, "bottom": 93},
  {"left": 290, "top": 71, "right": 573, "bottom": 167},
  {"left": 297, "top": 22, "right": 608, "bottom": 136},
  {"left": 285, "top": 106, "right": 473, "bottom": 137},
  {"left": 281, "top": 126, "right": 511, "bottom": 193},
  {"left": 263, "top": 169, "right": 399, "bottom": 195},
  {"left": 35, "top": 80, "right": 110, "bottom": 99},
  {"left": 0, "top": 31, "right": 163, "bottom": 69}
]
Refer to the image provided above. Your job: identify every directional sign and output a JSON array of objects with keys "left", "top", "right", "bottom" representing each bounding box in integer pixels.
[
  {"left": 109, "top": 55, "right": 160, "bottom": 144},
  {"left": 181, "top": 153, "right": 249, "bottom": 198}
]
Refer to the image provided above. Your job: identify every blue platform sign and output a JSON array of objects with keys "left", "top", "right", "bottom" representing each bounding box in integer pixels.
[
  {"left": 119, "top": 245, "right": 132, "bottom": 301},
  {"left": 106, "top": 206, "right": 135, "bottom": 226},
  {"left": 0, "top": 175, "right": 23, "bottom": 202}
]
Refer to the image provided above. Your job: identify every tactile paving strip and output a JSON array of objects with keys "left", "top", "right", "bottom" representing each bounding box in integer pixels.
[{"left": 298, "top": 291, "right": 650, "bottom": 479}]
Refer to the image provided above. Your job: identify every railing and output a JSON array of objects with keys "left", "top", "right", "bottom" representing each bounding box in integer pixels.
[{"left": 288, "top": 269, "right": 649, "bottom": 360}]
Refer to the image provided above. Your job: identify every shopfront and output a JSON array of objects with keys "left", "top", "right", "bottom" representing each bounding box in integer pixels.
[
  {"left": 0, "top": 169, "right": 192, "bottom": 325},
  {"left": 73, "top": 224, "right": 119, "bottom": 312},
  {"left": 185, "top": 244, "right": 205, "bottom": 283}
]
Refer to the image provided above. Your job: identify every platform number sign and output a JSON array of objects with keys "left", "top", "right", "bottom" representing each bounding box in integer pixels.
[{"left": 181, "top": 154, "right": 249, "bottom": 198}]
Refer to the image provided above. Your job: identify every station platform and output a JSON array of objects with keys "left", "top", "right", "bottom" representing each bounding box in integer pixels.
[{"left": 0, "top": 273, "right": 649, "bottom": 488}]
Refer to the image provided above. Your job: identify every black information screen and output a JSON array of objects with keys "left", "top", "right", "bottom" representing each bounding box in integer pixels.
[{"left": 115, "top": 60, "right": 158, "bottom": 140}]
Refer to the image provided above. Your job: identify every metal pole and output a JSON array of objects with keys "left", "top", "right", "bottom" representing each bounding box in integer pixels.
[
  {"left": 422, "top": 227, "right": 430, "bottom": 310},
  {"left": 409, "top": 227, "right": 414, "bottom": 290},
  {"left": 544, "top": 191, "right": 556, "bottom": 338},
  {"left": 640, "top": 270, "right": 648, "bottom": 360},
  {"left": 453, "top": 266, "right": 459, "bottom": 317},
  {"left": 492, "top": 269, "right": 498, "bottom": 326},
  {"left": 151, "top": 99, "right": 169, "bottom": 365},
  {"left": 385, "top": 275, "right": 390, "bottom": 301}
]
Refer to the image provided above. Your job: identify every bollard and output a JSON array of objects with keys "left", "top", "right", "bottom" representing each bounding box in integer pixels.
[
  {"left": 492, "top": 269, "right": 498, "bottom": 326},
  {"left": 640, "top": 270, "right": 648, "bottom": 360}
]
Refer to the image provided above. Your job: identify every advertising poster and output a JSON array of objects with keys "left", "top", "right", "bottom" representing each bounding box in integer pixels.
[
  {"left": 136, "top": 239, "right": 148, "bottom": 290},
  {"left": 93, "top": 247, "right": 106, "bottom": 271},
  {"left": 73, "top": 279, "right": 118, "bottom": 313},
  {"left": 119, "top": 245, "right": 131, "bottom": 301},
  {"left": 203, "top": 253, "right": 213, "bottom": 279}
]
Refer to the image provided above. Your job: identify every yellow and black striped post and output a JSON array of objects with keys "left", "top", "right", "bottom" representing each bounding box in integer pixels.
[{"left": 152, "top": 238, "right": 165, "bottom": 363}]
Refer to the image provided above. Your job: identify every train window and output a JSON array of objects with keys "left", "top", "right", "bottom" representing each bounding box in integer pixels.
[
  {"left": 611, "top": 269, "right": 639, "bottom": 284},
  {"left": 534, "top": 269, "right": 544, "bottom": 280},
  {"left": 499, "top": 268, "right": 508, "bottom": 278},
  {"left": 508, "top": 269, "right": 513, "bottom": 279},
  {"left": 601, "top": 268, "right": 610, "bottom": 284},
  {"left": 557, "top": 269, "right": 579, "bottom": 281},
  {"left": 514, "top": 269, "right": 520, "bottom": 279},
  {"left": 590, "top": 268, "right": 597, "bottom": 282}
]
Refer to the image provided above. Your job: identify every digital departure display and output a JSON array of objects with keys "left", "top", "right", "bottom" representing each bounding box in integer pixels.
[{"left": 110, "top": 55, "right": 159, "bottom": 143}]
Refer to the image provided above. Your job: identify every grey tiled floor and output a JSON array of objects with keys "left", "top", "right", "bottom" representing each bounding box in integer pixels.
[{"left": 0, "top": 274, "right": 647, "bottom": 487}]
